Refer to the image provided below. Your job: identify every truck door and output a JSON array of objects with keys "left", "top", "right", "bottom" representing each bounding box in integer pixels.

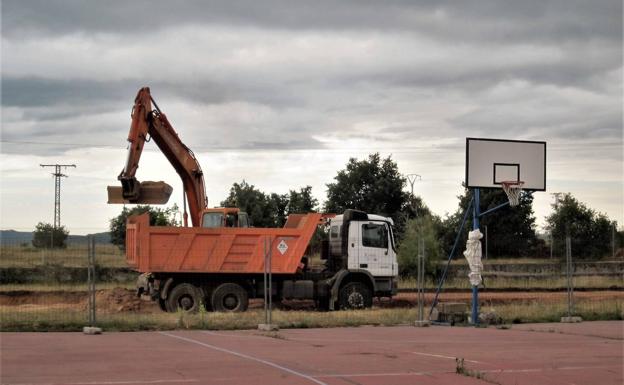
[
  {"left": 359, "top": 221, "right": 393, "bottom": 276},
  {"left": 347, "top": 221, "right": 360, "bottom": 269}
]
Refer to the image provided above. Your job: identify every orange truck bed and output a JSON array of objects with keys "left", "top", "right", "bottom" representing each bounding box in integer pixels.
[{"left": 126, "top": 213, "right": 326, "bottom": 274}]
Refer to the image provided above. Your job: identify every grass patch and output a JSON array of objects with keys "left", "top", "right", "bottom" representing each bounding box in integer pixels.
[
  {"left": 0, "top": 308, "right": 418, "bottom": 332},
  {"left": 399, "top": 275, "right": 623, "bottom": 290},
  {"left": 2, "top": 298, "right": 621, "bottom": 332},
  {"left": 494, "top": 298, "right": 623, "bottom": 324},
  {"left": 0, "top": 244, "right": 126, "bottom": 268}
]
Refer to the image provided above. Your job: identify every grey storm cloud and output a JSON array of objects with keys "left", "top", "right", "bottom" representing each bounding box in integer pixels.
[
  {"left": 2, "top": 0, "right": 621, "bottom": 43},
  {"left": 1, "top": 0, "right": 622, "bottom": 154}
]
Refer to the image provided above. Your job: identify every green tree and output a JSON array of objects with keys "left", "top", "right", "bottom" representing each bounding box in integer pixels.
[
  {"left": 222, "top": 181, "right": 320, "bottom": 228},
  {"left": 325, "top": 153, "right": 409, "bottom": 227},
  {"left": 268, "top": 192, "right": 289, "bottom": 227},
  {"left": 287, "top": 186, "right": 318, "bottom": 214},
  {"left": 109, "top": 204, "right": 179, "bottom": 249},
  {"left": 221, "top": 180, "right": 277, "bottom": 227},
  {"left": 398, "top": 214, "right": 443, "bottom": 279},
  {"left": 546, "top": 193, "right": 617, "bottom": 259},
  {"left": 440, "top": 187, "right": 540, "bottom": 258},
  {"left": 32, "top": 222, "right": 69, "bottom": 248}
]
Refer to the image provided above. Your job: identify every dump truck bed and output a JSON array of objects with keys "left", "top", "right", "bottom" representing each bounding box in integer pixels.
[{"left": 126, "top": 213, "right": 325, "bottom": 274}]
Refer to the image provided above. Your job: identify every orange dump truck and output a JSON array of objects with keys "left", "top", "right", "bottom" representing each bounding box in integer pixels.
[
  {"left": 130, "top": 209, "right": 398, "bottom": 312},
  {"left": 110, "top": 88, "right": 398, "bottom": 312}
]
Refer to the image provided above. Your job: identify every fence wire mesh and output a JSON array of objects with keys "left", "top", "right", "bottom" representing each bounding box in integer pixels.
[{"left": 0, "top": 235, "right": 622, "bottom": 331}]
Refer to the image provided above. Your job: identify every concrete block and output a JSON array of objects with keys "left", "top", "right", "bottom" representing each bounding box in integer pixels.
[
  {"left": 83, "top": 326, "right": 102, "bottom": 335},
  {"left": 414, "top": 320, "right": 431, "bottom": 327},
  {"left": 560, "top": 316, "right": 583, "bottom": 323},
  {"left": 257, "top": 323, "right": 279, "bottom": 331},
  {"left": 438, "top": 302, "right": 467, "bottom": 313}
]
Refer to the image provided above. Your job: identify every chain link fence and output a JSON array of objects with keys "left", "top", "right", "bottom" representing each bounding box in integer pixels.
[
  {"left": 1, "top": 234, "right": 622, "bottom": 331},
  {"left": 0, "top": 237, "right": 137, "bottom": 330}
]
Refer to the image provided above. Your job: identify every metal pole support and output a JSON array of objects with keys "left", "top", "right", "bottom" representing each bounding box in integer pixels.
[
  {"left": 259, "top": 235, "right": 278, "bottom": 331},
  {"left": 471, "top": 188, "right": 480, "bottom": 325},
  {"left": 83, "top": 236, "right": 102, "bottom": 334},
  {"left": 561, "top": 235, "right": 582, "bottom": 323},
  {"left": 415, "top": 235, "right": 429, "bottom": 326}
]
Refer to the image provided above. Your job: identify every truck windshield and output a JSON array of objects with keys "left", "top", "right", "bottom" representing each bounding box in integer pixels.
[{"left": 202, "top": 213, "right": 223, "bottom": 228}]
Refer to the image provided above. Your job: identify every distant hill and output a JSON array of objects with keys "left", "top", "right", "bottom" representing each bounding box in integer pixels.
[{"left": 0, "top": 230, "right": 111, "bottom": 245}]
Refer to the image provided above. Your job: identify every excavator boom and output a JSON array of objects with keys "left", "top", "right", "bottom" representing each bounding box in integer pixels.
[{"left": 107, "top": 87, "right": 207, "bottom": 227}]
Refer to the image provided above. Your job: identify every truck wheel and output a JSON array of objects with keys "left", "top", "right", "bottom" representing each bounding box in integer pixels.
[
  {"left": 211, "top": 283, "right": 248, "bottom": 312},
  {"left": 166, "top": 283, "right": 201, "bottom": 312},
  {"left": 338, "top": 282, "right": 372, "bottom": 310}
]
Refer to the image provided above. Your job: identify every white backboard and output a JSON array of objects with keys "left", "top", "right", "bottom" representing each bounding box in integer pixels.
[{"left": 466, "top": 138, "right": 546, "bottom": 191}]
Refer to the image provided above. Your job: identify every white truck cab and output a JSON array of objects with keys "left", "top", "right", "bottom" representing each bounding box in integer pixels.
[{"left": 327, "top": 210, "right": 399, "bottom": 297}]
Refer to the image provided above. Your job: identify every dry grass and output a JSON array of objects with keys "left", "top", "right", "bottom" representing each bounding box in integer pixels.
[
  {"left": 449, "top": 258, "right": 555, "bottom": 265},
  {"left": 493, "top": 298, "right": 624, "bottom": 323},
  {"left": 0, "top": 244, "right": 127, "bottom": 268},
  {"left": 399, "top": 275, "right": 623, "bottom": 290},
  {"left": 1, "top": 298, "right": 621, "bottom": 332}
]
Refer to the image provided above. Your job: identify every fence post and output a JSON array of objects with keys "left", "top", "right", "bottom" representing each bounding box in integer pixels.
[
  {"left": 566, "top": 235, "right": 572, "bottom": 317},
  {"left": 259, "top": 235, "right": 278, "bottom": 331},
  {"left": 263, "top": 237, "right": 268, "bottom": 324},
  {"left": 83, "top": 236, "right": 101, "bottom": 334},
  {"left": 561, "top": 234, "right": 582, "bottom": 323},
  {"left": 613, "top": 224, "right": 616, "bottom": 259},
  {"left": 415, "top": 232, "right": 429, "bottom": 326}
]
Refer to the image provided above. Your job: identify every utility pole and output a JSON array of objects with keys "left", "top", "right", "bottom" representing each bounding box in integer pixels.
[
  {"left": 40, "top": 164, "right": 76, "bottom": 246},
  {"left": 406, "top": 174, "right": 422, "bottom": 197}
]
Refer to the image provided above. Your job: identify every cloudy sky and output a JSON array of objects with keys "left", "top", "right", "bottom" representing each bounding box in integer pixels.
[{"left": 1, "top": 0, "right": 622, "bottom": 235}]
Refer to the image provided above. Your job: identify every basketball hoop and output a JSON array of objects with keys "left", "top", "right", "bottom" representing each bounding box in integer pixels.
[{"left": 501, "top": 181, "right": 524, "bottom": 207}]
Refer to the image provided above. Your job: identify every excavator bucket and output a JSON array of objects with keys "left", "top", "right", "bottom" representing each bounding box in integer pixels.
[{"left": 107, "top": 181, "right": 173, "bottom": 204}]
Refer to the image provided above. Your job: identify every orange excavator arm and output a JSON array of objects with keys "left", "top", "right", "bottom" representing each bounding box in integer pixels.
[{"left": 108, "top": 87, "right": 207, "bottom": 227}]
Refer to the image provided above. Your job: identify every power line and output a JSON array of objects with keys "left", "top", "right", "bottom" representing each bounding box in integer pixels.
[{"left": 40, "top": 164, "right": 76, "bottom": 229}]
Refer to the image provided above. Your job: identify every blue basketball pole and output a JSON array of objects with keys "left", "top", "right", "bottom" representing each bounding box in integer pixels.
[{"left": 472, "top": 188, "right": 480, "bottom": 325}]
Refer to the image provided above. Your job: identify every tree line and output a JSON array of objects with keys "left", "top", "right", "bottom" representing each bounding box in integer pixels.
[{"left": 32, "top": 153, "right": 622, "bottom": 265}]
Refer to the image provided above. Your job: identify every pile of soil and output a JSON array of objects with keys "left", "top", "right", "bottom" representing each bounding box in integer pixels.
[{"left": 86, "top": 288, "right": 159, "bottom": 313}]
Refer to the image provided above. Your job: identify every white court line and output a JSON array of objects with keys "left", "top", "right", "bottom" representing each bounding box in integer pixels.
[
  {"left": 2, "top": 380, "right": 198, "bottom": 385},
  {"left": 202, "top": 330, "right": 271, "bottom": 339},
  {"left": 410, "top": 351, "right": 483, "bottom": 364},
  {"left": 159, "top": 332, "right": 327, "bottom": 385},
  {"left": 482, "top": 365, "right": 623, "bottom": 374},
  {"left": 315, "top": 370, "right": 451, "bottom": 378}
]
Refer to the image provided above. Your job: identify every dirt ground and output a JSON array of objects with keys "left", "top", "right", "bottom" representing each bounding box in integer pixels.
[{"left": 0, "top": 288, "right": 622, "bottom": 314}]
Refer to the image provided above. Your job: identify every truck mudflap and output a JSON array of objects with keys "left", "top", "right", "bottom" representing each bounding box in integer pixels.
[
  {"left": 136, "top": 273, "right": 172, "bottom": 302},
  {"left": 136, "top": 273, "right": 152, "bottom": 299}
]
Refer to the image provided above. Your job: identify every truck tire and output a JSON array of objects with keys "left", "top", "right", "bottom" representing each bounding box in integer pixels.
[
  {"left": 166, "top": 283, "right": 201, "bottom": 312},
  {"left": 338, "top": 282, "right": 372, "bottom": 310},
  {"left": 211, "top": 283, "right": 248, "bottom": 312}
]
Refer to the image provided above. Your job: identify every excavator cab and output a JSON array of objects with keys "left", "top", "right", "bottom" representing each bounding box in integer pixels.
[{"left": 201, "top": 208, "right": 250, "bottom": 228}]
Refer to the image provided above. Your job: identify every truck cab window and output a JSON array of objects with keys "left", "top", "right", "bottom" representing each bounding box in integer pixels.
[
  {"left": 238, "top": 213, "right": 249, "bottom": 228},
  {"left": 225, "top": 214, "right": 237, "bottom": 227},
  {"left": 361, "top": 223, "right": 388, "bottom": 248},
  {"left": 202, "top": 213, "right": 223, "bottom": 228},
  {"left": 330, "top": 225, "right": 339, "bottom": 239}
]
